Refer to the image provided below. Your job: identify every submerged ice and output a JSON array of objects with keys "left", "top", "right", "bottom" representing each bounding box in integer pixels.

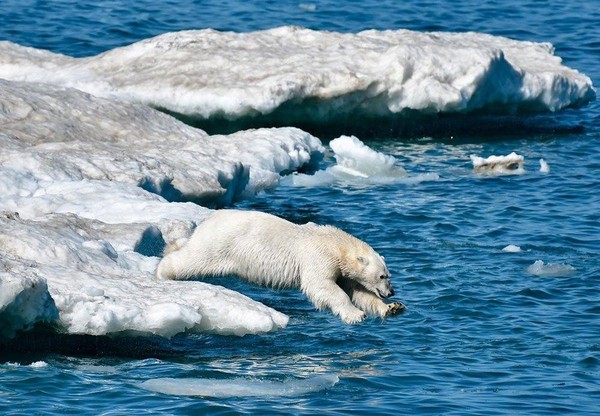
[
  {"left": 0, "top": 79, "right": 328, "bottom": 340},
  {"left": 139, "top": 374, "right": 340, "bottom": 397},
  {"left": 527, "top": 260, "right": 576, "bottom": 277},
  {"left": 0, "top": 26, "right": 594, "bottom": 128}
]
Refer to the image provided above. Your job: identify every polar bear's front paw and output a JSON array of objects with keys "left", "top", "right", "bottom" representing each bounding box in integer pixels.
[
  {"left": 385, "top": 302, "right": 406, "bottom": 317},
  {"left": 341, "top": 309, "right": 366, "bottom": 324}
]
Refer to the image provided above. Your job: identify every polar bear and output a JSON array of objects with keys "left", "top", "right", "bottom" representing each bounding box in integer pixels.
[{"left": 156, "top": 210, "right": 405, "bottom": 323}]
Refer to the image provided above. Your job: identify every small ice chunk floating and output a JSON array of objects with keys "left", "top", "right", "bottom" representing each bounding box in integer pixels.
[{"left": 470, "top": 152, "right": 525, "bottom": 175}]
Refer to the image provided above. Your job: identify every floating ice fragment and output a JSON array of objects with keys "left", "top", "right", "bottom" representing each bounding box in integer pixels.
[
  {"left": 526, "top": 260, "right": 576, "bottom": 277},
  {"left": 502, "top": 244, "right": 522, "bottom": 253},
  {"left": 139, "top": 374, "right": 339, "bottom": 397},
  {"left": 470, "top": 152, "right": 525, "bottom": 175},
  {"left": 539, "top": 158, "right": 550, "bottom": 173},
  {"left": 330, "top": 135, "right": 405, "bottom": 178},
  {"left": 288, "top": 136, "right": 438, "bottom": 187}
]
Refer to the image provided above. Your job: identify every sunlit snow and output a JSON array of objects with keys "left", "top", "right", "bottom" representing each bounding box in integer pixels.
[{"left": 0, "top": 27, "right": 594, "bottom": 124}]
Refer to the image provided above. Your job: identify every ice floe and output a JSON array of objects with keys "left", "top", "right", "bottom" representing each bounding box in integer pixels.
[
  {"left": 470, "top": 152, "right": 525, "bottom": 175},
  {"left": 0, "top": 79, "right": 328, "bottom": 340},
  {"left": 286, "top": 135, "right": 439, "bottom": 186},
  {"left": 539, "top": 158, "right": 550, "bottom": 173},
  {"left": 139, "top": 374, "right": 339, "bottom": 397},
  {"left": 0, "top": 27, "right": 594, "bottom": 128}
]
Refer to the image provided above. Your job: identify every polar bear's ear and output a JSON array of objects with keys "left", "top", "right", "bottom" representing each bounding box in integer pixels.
[{"left": 357, "top": 256, "right": 369, "bottom": 265}]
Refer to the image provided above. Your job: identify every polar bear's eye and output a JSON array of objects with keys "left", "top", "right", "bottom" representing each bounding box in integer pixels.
[{"left": 379, "top": 275, "right": 387, "bottom": 280}]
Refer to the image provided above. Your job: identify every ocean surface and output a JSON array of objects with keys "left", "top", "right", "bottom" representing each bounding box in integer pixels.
[{"left": 1, "top": 1, "right": 599, "bottom": 415}]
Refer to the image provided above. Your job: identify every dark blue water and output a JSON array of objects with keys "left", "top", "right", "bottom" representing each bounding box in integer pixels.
[{"left": 1, "top": 1, "right": 599, "bottom": 414}]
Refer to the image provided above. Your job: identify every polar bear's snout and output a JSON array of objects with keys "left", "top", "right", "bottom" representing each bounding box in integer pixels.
[{"left": 375, "top": 279, "right": 395, "bottom": 299}]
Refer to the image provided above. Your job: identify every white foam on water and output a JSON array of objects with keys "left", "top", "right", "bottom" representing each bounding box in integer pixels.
[
  {"left": 139, "top": 374, "right": 339, "bottom": 397},
  {"left": 0, "top": 27, "right": 594, "bottom": 122},
  {"left": 539, "top": 158, "right": 550, "bottom": 173},
  {"left": 526, "top": 260, "right": 576, "bottom": 277},
  {"left": 470, "top": 152, "right": 525, "bottom": 175},
  {"left": 502, "top": 244, "right": 522, "bottom": 253},
  {"left": 287, "top": 135, "right": 439, "bottom": 187}
]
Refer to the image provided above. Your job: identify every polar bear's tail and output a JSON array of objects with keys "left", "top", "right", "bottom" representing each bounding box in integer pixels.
[
  {"left": 156, "top": 238, "right": 189, "bottom": 280},
  {"left": 163, "top": 238, "right": 189, "bottom": 256}
]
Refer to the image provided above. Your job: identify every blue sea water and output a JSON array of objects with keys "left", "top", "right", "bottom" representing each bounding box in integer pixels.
[{"left": 1, "top": 1, "right": 599, "bottom": 415}]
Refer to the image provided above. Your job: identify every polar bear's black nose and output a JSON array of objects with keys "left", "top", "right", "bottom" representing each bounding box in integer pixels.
[{"left": 389, "top": 288, "right": 395, "bottom": 297}]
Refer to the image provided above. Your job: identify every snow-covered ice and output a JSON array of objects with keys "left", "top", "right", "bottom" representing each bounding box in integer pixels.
[
  {"left": 0, "top": 27, "right": 594, "bottom": 125},
  {"left": 0, "top": 80, "right": 323, "bottom": 208},
  {"left": 330, "top": 135, "right": 405, "bottom": 178},
  {"left": 1, "top": 211, "right": 289, "bottom": 337},
  {"left": 0, "top": 79, "right": 326, "bottom": 340},
  {"left": 139, "top": 374, "right": 339, "bottom": 397}
]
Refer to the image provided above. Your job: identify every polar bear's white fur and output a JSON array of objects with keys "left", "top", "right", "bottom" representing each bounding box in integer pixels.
[{"left": 156, "top": 210, "right": 404, "bottom": 323}]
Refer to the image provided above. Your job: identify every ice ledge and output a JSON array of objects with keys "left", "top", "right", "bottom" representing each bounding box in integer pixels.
[
  {"left": 0, "top": 79, "right": 324, "bottom": 208},
  {"left": 0, "top": 213, "right": 288, "bottom": 340}
]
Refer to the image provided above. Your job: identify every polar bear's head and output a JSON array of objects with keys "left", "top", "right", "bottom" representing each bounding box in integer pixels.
[{"left": 349, "top": 247, "right": 395, "bottom": 299}]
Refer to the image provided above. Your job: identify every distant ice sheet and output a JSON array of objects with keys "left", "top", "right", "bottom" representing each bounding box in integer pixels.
[
  {"left": 0, "top": 27, "right": 594, "bottom": 126},
  {"left": 287, "top": 135, "right": 438, "bottom": 186},
  {"left": 139, "top": 374, "right": 339, "bottom": 397}
]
